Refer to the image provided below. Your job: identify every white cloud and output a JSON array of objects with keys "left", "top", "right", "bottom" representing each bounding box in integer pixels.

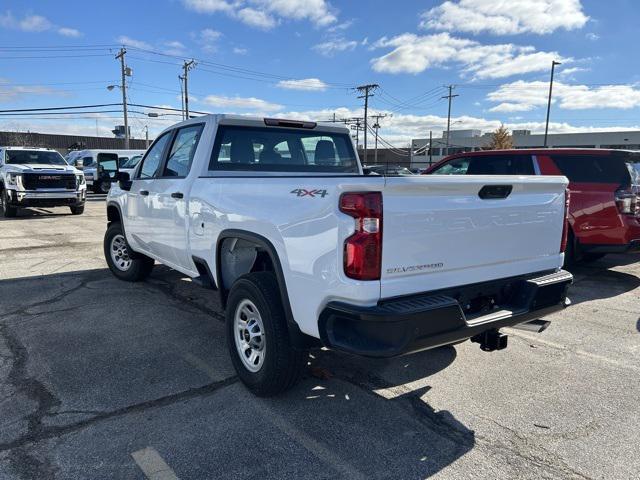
[
  {"left": 0, "top": 80, "right": 70, "bottom": 103},
  {"left": 236, "top": 7, "right": 277, "bottom": 29},
  {"left": 57, "top": 27, "right": 82, "bottom": 37},
  {"left": 116, "top": 35, "right": 152, "bottom": 50},
  {"left": 202, "top": 95, "right": 283, "bottom": 111},
  {"left": 370, "top": 32, "right": 567, "bottom": 79},
  {"left": 313, "top": 38, "right": 358, "bottom": 56},
  {"left": 586, "top": 32, "right": 599, "bottom": 41},
  {"left": 0, "top": 11, "right": 81, "bottom": 36},
  {"left": 193, "top": 28, "right": 223, "bottom": 52},
  {"left": 163, "top": 40, "right": 186, "bottom": 56},
  {"left": 277, "top": 78, "right": 328, "bottom": 91},
  {"left": 182, "top": 0, "right": 337, "bottom": 29},
  {"left": 181, "top": 0, "right": 234, "bottom": 13},
  {"left": 233, "top": 47, "right": 248, "bottom": 55},
  {"left": 488, "top": 80, "right": 640, "bottom": 111},
  {"left": 421, "top": 0, "right": 588, "bottom": 35}
]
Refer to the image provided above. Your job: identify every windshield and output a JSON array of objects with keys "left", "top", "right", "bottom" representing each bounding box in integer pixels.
[
  {"left": 122, "top": 155, "right": 142, "bottom": 168},
  {"left": 6, "top": 150, "right": 67, "bottom": 165},
  {"left": 210, "top": 125, "right": 359, "bottom": 173}
]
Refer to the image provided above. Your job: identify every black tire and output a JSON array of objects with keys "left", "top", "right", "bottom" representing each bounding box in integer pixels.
[
  {"left": 226, "top": 272, "right": 306, "bottom": 397},
  {"left": 0, "top": 188, "right": 17, "bottom": 218},
  {"left": 563, "top": 229, "right": 577, "bottom": 268},
  {"left": 70, "top": 205, "right": 85, "bottom": 215},
  {"left": 97, "top": 180, "right": 111, "bottom": 194},
  {"left": 103, "top": 222, "right": 154, "bottom": 281},
  {"left": 582, "top": 252, "right": 606, "bottom": 262}
]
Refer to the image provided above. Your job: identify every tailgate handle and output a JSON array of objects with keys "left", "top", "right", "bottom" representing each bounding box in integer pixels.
[{"left": 478, "top": 185, "right": 512, "bottom": 200}]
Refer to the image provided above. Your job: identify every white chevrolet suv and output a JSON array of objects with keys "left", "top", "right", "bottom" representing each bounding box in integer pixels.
[
  {"left": 103, "top": 115, "right": 573, "bottom": 396},
  {"left": 0, "top": 146, "right": 86, "bottom": 217}
]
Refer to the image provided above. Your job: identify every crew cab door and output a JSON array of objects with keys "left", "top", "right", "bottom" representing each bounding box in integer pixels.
[{"left": 127, "top": 124, "right": 203, "bottom": 271}]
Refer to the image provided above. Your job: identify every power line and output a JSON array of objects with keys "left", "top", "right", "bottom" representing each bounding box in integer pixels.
[{"left": 0, "top": 103, "right": 121, "bottom": 113}]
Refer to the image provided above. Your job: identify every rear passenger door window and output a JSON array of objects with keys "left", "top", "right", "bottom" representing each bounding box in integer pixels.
[
  {"left": 162, "top": 124, "right": 204, "bottom": 177},
  {"left": 138, "top": 132, "right": 172, "bottom": 179},
  {"left": 467, "top": 155, "right": 534, "bottom": 175},
  {"left": 431, "top": 158, "right": 470, "bottom": 174}
]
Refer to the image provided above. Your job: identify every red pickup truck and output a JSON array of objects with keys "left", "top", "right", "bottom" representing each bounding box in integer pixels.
[{"left": 425, "top": 149, "right": 640, "bottom": 264}]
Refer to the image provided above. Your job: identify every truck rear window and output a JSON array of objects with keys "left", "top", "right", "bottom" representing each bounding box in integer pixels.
[
  {"left": 551, "top": 155, "right": 631, "bottom": 184},
  {"left": 209, "top": 125, "right": 359, "bottom": 173}
]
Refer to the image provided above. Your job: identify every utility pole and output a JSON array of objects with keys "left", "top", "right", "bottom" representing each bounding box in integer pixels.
[
  {"left": 442, "top": 85, "right": 459, "bottom": 152},
  {"left": 370, "top": 113, "right": 389, "bottom": 165},
  {"left": 182, "top": 60, "right": 196, "bottom": 119},
  {"left": 544, "top": 60, "right": 561, "bottom": 147},
  {"left": 115, "top": 48, "right": 130, "bottom": 149},
  {"left": 179, "top": 75, "right": 185, "bottom": 121},
  {"left": 356, "top": 84, "right": 379, "bottom": 165},
  {"left": 429, "top": 130, "right": 433, "bottom": 166},
  {"left": 144, "top": 126, "right": 149, "bottom": 148}
]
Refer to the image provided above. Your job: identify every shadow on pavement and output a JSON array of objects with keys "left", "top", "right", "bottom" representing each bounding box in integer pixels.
[
  {"left": 566, "top": 266, "right": 640, "bottom": 306},
  {"left": 0, "top": 266, "right": 474, "bottom": 479}
]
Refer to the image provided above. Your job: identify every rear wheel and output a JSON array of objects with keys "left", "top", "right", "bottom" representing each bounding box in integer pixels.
[
  {"left": 103, "top": 222, "right": 154, "bottom": 281},
  {"left": 0, "top": 188, "right": 17, "bottom": 218},
  {"left": 70, "top": 204, "right": 85, "bottom": 215},
  {"left": 582, "top": 252, "right": 606, "bottom": 262},
  {"left": 563, "top": 229, "right": 577, "bottom": 267},
  {"left": 226, "top": 272, "right": 306, "bottom": 397}
]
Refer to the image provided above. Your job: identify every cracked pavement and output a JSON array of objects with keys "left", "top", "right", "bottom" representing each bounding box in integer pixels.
[{"left": 1, "top": 199, "right": 639, "bottom": 479}]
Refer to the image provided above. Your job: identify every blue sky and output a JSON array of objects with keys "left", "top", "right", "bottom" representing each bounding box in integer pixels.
[{"left": 0, "top": 0, "right": 639, "bottom": 145}]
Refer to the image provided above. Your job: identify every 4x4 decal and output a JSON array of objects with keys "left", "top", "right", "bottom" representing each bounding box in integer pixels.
[{"left": 290, "top": 189, "right": 328, "bottom": 198}]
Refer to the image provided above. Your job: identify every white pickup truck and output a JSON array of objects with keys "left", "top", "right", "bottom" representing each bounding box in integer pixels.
[
  {"left": 0, "top": 146, "right": 86, "bottom": 217},
  {"left": 103, "top": 115, "right": 572, "bottom": 396}
]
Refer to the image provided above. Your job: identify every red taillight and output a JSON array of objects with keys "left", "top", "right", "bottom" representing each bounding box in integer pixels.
[
  {"left": 615, "top": 188, "right": 640, "bottom": 216},
  {"left": 560, "top": 188, "right": 570, "bottom": 254},
  {"left": 340, "top": 192, "right": 382, "bottom": 280}
]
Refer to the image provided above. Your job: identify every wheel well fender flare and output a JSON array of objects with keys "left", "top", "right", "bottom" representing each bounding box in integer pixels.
[{"left": 215, "top": 229, "right": 315, "bottom": 348}]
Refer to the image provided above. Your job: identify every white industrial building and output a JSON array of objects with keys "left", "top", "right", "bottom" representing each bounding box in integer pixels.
[{"left": 410, "top": 129, "right": 640, "bottom": 169}]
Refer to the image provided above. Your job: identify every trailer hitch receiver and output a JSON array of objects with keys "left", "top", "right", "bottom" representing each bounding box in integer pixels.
[{"left": 471, "top": 329, "right": 508, "bottom": 352}]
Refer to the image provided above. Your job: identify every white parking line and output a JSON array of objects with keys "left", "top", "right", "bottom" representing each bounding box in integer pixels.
[{"left": 131, "top": 447, "right": 179, "bottom": 480}]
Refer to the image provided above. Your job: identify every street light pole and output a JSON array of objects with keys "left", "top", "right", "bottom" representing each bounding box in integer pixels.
[
  {"left": 115, "top": 48, "right": 130, "bottom": 149},
  {"left": 544, "top": 60, "right": 561, "bottom": 147}
]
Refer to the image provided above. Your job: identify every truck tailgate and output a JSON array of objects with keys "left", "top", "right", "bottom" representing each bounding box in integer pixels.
[{"left": 381, "top": 175, "right": 568, "bottom": 299}]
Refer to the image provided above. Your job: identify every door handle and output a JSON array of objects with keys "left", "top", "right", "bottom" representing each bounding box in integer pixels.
[
  {"left": 139, "top": 190, "right": 149, "bottom": 196},
  {"left": 478, "top": 185, "right": 512, "bottom": 200},
  {"left": 171, "top": 192, "right": 184, "bottom": 199}
]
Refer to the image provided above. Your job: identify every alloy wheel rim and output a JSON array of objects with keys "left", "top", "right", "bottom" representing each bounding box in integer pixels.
[
  {"left": 110, "top": 234, "right": 132, "bottom": 271},
  {"left": 234, "top": 299, "right": 266, "bottom": 372}
]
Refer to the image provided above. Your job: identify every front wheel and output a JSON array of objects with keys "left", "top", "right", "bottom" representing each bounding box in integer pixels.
[
  {"left": 103, "top": 222, "right": 154, "bottom": 281},
  {"left": 70, "top": 204, "right": 85, "bottom": 215},
  {"left": 226, "top": 272, "right": 307, "bottom": 397},
  {"left": 97, "top": 179, "right": 111, "bottom": 194},
  {"left": 0, "top": 189, "right": 17, "bottom": 218}
]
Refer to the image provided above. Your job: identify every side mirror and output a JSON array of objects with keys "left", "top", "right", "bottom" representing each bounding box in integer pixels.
[
  {"left": 97, "top": 153, "right": 120, "bottom": 181},
  {"left": 117, "top": 171, "right": 132, "bottom": 191},
  {"left": 74, "top": 158, "right": 84, "bottom": 169},
  {"left": 362, "top": 167, "right": 371, "bottom": 175}
]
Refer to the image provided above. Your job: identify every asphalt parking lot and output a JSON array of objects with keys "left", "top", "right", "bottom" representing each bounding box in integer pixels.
[{"left": 1, "top": 198, "right": 639, "bottom": 480}]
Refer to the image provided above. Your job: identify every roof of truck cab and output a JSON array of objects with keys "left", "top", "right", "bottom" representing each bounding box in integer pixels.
[
  {"left": 426, "top": 148, "right": 639, "bottom": 173},
  {"left": 1, "top": 146, "right": 58, "bottom": 151},
  {"left": 164, "top": 114, "right": 351, "bottom": 135}
]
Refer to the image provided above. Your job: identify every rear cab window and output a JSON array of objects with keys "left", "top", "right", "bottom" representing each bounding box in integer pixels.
[
  {"left": 551, "top": 155, "right": 632, "bottom": 185},
  {"left": 209, "top": 125, "right": 359, "bottom": 173},
  {"left": 431, "top": 154, "right": 534, "bottom": 175}
]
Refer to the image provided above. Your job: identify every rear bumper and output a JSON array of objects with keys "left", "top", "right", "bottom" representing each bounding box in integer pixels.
[
  {"left": 6, "top": 189, "right": 85, "bottom": 208},
  {"left": 318, "top": 270, "right": 573, "bottom": 358},
  {"left": 581, "top": 239, "right": 640, "bottom": 254}
]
